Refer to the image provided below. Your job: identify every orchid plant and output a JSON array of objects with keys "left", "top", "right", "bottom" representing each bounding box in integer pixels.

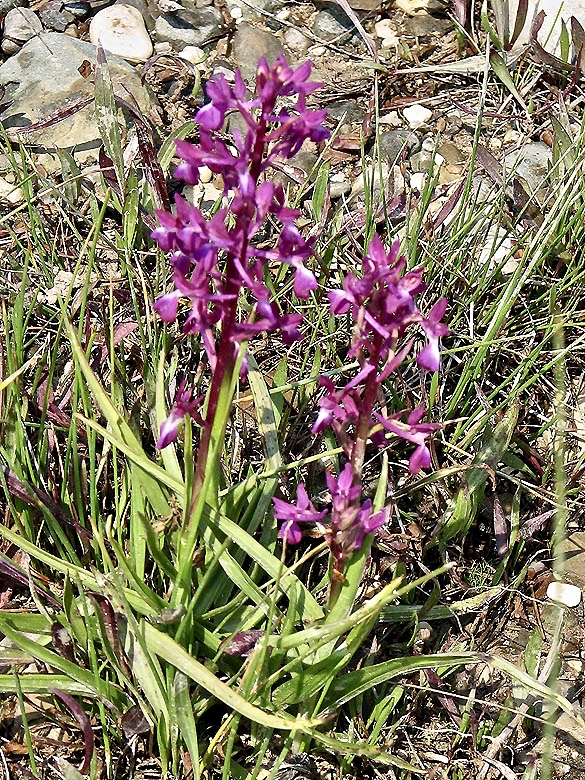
[{"left": 154, "top": 55, "right": 448, "bottom": 610}]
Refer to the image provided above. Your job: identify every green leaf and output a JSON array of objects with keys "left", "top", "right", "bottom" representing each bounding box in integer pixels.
[
  {"left": 523, "top": 629, "right": 543, "bottom": 678},
  {"left": 67, "top": 322, "right": 173, "bottom": 516},
  {"left": 311, "top": 160, "right": 331, "bottom": 222},
  {"left": 0, "top": 616, "right": 129, "bottom": 709},
  {"left": 489, "top": 51, "right": 528, "bottom": 111},
  {"left": 247, "top": 354, "right": 282, "bottom": 473},
  {"left": 438, "top": 401, "right": 519, "bottom": 542},
  {"left": 0, "top": 675, "right": 95, "bottom": 696},
  {"left": 324, "top": 652, "right": 475, "bottom": 710},
  {"left": 94, "top": 43, "right": 125, "bottom": 192},
  {"left": 172, "top": 672, "right": 200, "bottom": 772},
  {"left": 142, "top": 621, "right": 324, "bottom": 731}
]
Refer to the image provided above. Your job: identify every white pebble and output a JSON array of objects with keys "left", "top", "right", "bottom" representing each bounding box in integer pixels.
[
  {"left": 410, "top": 171, "right": 426, "bottom": 191},
  {"left": 403, "top": 104, "right": 433, "bottom": 129},
  {"left": 546, "top": 581, "right": 582, "bottom": 608},
  {"left": 375, "top": 19, "right": 396, "bottom": 38},
  {"left": 375, "top": 18, "right": 399, "bottom": 46},
  {"left": 309, "top": 45, "right": 326, "bottom": 56},
  {"left": 229, "top": 5, "right": 242, "bottom": 19},
  {"left": 180, "top": 45, "right": 205, "bottom": 65},
  {"left": 154, "top": 41, "right": 173, "bottom": 54},
  {"left": 198, "top": 165, "right": 212, "bottom": 184},
  {"left": 276, "top": 7, "right": 290, "bottom": 20},
  {"left": 0, "top": 177, "right": 24, "bottom": 205},
  {"left": 89, "top": 4, "right": 153, "bottom": 63}
]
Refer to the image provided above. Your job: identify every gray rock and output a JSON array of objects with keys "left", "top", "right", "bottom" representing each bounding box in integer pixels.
[
  {"left": 154, "top": 5, "right": 225, "bottom": 49},
  {"left": 38, "top": 1, "right": 76, "bottom": 32},
  {"left": 563, "top": 532, "right": 585, "bottom": 589},
  {"left": 504, "top": 141, "right": 552, "bottom": 193},
  {"left": 404, "top": 13, "right": 452, "bottom": 36},
  {"left": 0, "top": 33, "right": 156, "bottom": 167},
  {"left": 0, "top": 0, "right": 24, "bottom": 14},
  {"left": 2, "top": 7, "right": 43, "bottom": 55},
  {"left": 376, "top": 129, "right": 420, "bottom": 163},
  {"left": 327, "top": 100, "right": 364, "bottom": 125},
  {"left": 232, "top": 22, "right": 286, "bottom": 83},
  {"left": 283, "top": 26, "right": 311, "bottom": 54},
  {"left": 312, "top": 6, "right": 355, "bottom": 42}
]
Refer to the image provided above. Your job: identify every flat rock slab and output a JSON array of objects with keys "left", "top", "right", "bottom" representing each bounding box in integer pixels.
[{"left": 0, "top": 32, "right": 155, "bottom": 164}]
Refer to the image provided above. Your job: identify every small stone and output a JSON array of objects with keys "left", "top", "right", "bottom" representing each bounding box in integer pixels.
[
  {"left": 63, "top": 1, "right": 90, "bottom": 18},
  {"left": 410, "top": 149, "right": 443, "bottom": 172},
  {"left": 154, "top": 40, "right": 173, "bottom": 54},
  {"left": 348, "top": 0, "right": 381, "bottom": 9},
  {"left": 179, "top": 44, "right": 205, "bottom": 64},
  {"left": 312, "top": 6, "right": 355, "bottom": 41},
  {"left": 229, "top": 4, "right": 242, "bottom": 18},
  {"left": 351, "top": 162, "right": 391, "bottom": 196},
  {"left": 116, "top": 0, "right": 155, "bottom": 30},
  {"left": 504, "top": 142, "right": 552, "bottom": 193},
  {"left": 378, "top": 111, "right": 401, "bottom": 127},
  {"left": 198, "top": 165, "right": 212, "bottom": 183},
  {"left": 375, "top": 19, "right": 400, "bottom": 47},
  {"left": 0, "top": 0, "right": 24, "bottom": 12},
  {"left": 38, "top": 0, "right": 75, "bottom": 32},
  {"left": 309, "top": 45, "right": 326, "bottom": 56},
  {"left": 375, "top": 18, "right": 398, "bottom": 39},
  {"left": 232, "top": 23, "right": 285, "bottom": 83},
  {"left": 546, "top": 581, "right": 582, "bottom": 608},
  {"left": 438, "top": 163, "right": 464, "bottom": 185},
  {"left": 410, "top": 171, "right": 426, "bottom": 190},
  {"left": 0, "top": 33, "right": 156, "bottom": 170},
  {"left": 503, "top": 129, "right": 522, "bottom": 145},
  {"left": 405, "top": 12, "right": 452, "bottom": 36},
  {"left": 276, "top": 7, "right": 290, "bottom": 20},
  {"left": 563, "top": 533, "right": 585, "bottom": 588},
  {"left": 0, "top": 176, "right": 24, "bottom": 204},
  {"left": 416, "top": 621, "right": 433, "bottom": 642},
  {"left": 90, "top": 5, "right": 153, "bottom": 63},
  {"left": 283, "top": 27, "right": 311, "bottom": 53},
  {"left": 327, "top": 100, "right": 364, "bottom": 125},
  {"left": 2, "top": 7, "right": 43, "bottom": 55},
  {"left": 437, "top": 141, "right": 465, "bottom": 164},
  {"left": 403, "top": 103, "right": 433, "bottom": 129},
  {"left": 516, "top": 0, "right": 585, "bottom": 55},
  {"left": 377, "top": 128, "right": 420, "bottom": 162},
  {"left": 394, "top": 0, "right": 444, "bottom": 14},
  {"left": 155, "top": 6, "right": 225, "bottom": 49}
]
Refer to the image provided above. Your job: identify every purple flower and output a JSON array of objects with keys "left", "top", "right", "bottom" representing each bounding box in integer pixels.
[
  {"left": 157, "top": 382, "right": 204, "bottom": 449},
  {"left": 418, "top": 298, "right": 449, "bottom": 372},
  {"left": 324, "top": 464, "right": 386, "bottom": 567},
  {"left": 375, "top": 406, "right": 440, "bottom": 474},
  {"left": 273, "top": 483, "right": 327, "bottom": 544}
]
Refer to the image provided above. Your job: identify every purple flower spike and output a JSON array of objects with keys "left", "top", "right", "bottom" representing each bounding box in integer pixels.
[
  {"left": 273, "top": 483, "right": 327, "bottom": 545},
  {"left": 153, "top": 56, "right": 330, "bottom": 369},
  {"left": 157, "top": 382, "right": 204, "bottom": 449}
]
